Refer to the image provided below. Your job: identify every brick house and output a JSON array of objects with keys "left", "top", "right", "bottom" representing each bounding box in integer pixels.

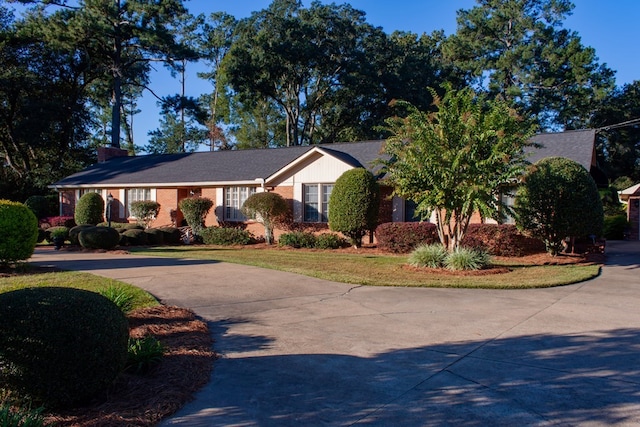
[
  {"left": 619, "top": 183, "right": 640, "bottom": 240},
  {"left": 49, "top": 129, "right": 603, "bottom": 239}
]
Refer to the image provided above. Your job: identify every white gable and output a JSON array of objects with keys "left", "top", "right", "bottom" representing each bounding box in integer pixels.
[{"left": 267, "top": 148, "right": 356, "bottom": 186}]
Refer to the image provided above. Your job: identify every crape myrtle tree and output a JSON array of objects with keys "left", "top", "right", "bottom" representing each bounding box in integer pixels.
[
  {"left": 382, "top": 85, "right": 537, "bottom": 252},
  {"left": 515, "top": 157, "right": 604, "bottom": 256},
  {"left": 443, "top": 0, "right": 615, "bottom": 130},
  {"left": 241, "top": 192, "right": 289, "bottom": 245},
  {"left": 328, "top": 168, "right": 380, "bottom": 248}
]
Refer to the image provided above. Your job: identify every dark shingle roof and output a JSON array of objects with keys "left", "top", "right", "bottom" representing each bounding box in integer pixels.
[
  {"left": 527, "top": 129, "right": 596, "bottom": 170},
  {"left": 52, "top": 141, "right": 386, "bottom": 188}
]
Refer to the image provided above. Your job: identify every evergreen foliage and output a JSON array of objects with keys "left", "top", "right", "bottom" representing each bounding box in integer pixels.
[
  {"left": 130, "top": 200, "right": 161, "bottom": 229},
  {"left": 328, "top": 168, "right": 379, "bottom": 248},
  {"left": 241, "top": 192, "right": 289, "bottom": 244},
  {"left": 178, "top": 197, "right": 213, "bottom": 237},
  {"left": 74, "top": 193, "right": 105, "bottom": 226},
  {"left": 0, "top": 200, "right": 38, "bottom": 266},
  {"left": 516, "top": 157, "right": 604, "bottom": 255}
]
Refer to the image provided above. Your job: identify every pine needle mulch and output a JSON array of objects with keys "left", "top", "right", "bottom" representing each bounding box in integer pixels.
[{"left": 45, "top": 306, "right": 216, "bottom": 426}]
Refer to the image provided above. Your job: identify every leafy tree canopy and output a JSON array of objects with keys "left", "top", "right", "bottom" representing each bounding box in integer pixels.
[{"left": 383, "top": 85, "right": 537, "bottom": 252}]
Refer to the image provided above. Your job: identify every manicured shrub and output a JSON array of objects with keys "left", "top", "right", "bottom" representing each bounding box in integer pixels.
[
  {"left": 0, "top": 200, "right": 38, "bottom": 266},
  {"left": 45, "top": 226, "right": 70, "bottom": 243},
  {"left": 314, "top": 233, "right": 347, "bottom": 249},
  {"left": 144, "top": 228, "right": 165, "bottom": 245},
  {"left": 122, "top": 228, "right": 148, "bottom": 245},
  {"left": 0, "top": 287, "right": 129, "bottom": 408},
  {"left": 241, "top": 192, "right": 289, "bottom": 244},
  {"left": 603, "top": 214, "right": 629, "bottom": 240},
  {"left": 178, "top": 197, "right": 213, "bottom": 238},
  {"left": 461, "top": 224, "right": 545, "bottom": 256},
  {"left": 42, "top": 216, "right": 76, "bottom": 228},
  {"left": 130, "top": 200, "right": 161, "bottom": 229},
  {"left": 126, "top": 336, "right": 165, "bottom": 374},
  {"left": 69, "top": 224, "right": 96, "bottom": 245},
  {"left": 157, "top": 226, "right": 182, "bottom": 244},
  {"left": 409, "top": 243, "right": 448, "bottom": 268},
  {"left": 24, "top": 195, "right": 49, "bottom": 219},
  {"left": 444, "top": 247, "right": 491, "bottom": 271},
  {"left": 37, "top": 227, "right": 46, "bottom": 243},
  {"left": 201, "top": 226, "right": 251, "bottom": 245},
  {"left": 74, "top": 192, "right": 105, "bottom": 225},
  {"left": 278, "top": 231, "right": 317, "bottom": 248},
  {"left": 328, "top": 168, "right": 380, "bottom": 248},
  {"left": 516, "top": 157, "right": 604, "bottom": 256},
  {"left": 78, "top": 226, "right": 120, "bottom": 250},
  {"left": 375, "top": 222, "right": 439, "bottom": 254}
]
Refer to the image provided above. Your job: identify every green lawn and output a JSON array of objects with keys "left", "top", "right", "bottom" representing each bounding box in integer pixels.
[
  {"left": 0, "top": 271, "right": 159, "bottom": 309},
  {"left": 132, "top": 246, "right": 601, "bottom": 289}
]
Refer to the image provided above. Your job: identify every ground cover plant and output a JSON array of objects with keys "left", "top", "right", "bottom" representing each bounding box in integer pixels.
[
  {"left": 0, "top": 271, "right": 214, "bottom": 426},
  {"left": 133, "top": 246, "right": 600, "bottom": 289}
]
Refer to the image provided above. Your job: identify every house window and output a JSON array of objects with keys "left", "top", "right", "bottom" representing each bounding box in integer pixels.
[
  {"left": 304, "top": 184, "right": 333, "bottom": 222},
  {"left": 405, "top": 199, "right": 420, "bottom": 222},
  {"left": 224, "top": 186, "right": 256, "bottom": 221},
  {"left": 126, "top": 188, "right": 152, "bottom": 217},
  {"left": 500, "top": 192, "right": 516, "bottom": 224},
  {"left": 78, "top": 188, "right": 102, "bottom": 198}
]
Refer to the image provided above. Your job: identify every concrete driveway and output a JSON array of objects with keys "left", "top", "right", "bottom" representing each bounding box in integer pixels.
[{"left": 30, "top": 241, "right": 640, "bottom": 426}]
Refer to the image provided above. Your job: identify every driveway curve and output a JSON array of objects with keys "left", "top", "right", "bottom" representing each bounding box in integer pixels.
[{"left": 30, "top": 241, "right": 640, "bottom": 426}]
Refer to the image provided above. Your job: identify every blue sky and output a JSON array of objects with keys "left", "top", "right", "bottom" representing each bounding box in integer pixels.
[{"left": 8, "top": 0, "right": 640, "bottom": 147}]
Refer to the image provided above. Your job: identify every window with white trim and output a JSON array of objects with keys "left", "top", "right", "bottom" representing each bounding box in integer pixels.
[
  {"left": 304, "top": 184, "right": 333, "bottom": 222},
  {"left": 224, "top": 186, "right": 256, "bottom": 221},
  {"left": 78, "top": 188, "right": 102, "bottom": 198},
  {"left": 126, "top": 188, "right": 152, "bottom": 218}
]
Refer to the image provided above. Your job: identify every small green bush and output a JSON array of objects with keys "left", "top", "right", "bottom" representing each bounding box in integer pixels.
[
  {"left": 444, "top": 247, "right": 491, "bottom": 271},
  {"left": 178, "top": 197, "right": 213, "bottom": 237},
  {"left": 278, "top": 231, "right": 317, "bottom": 248},
  {"left": 0, "top": 403, "right": 46, "bottom": 427},
  {"left": 144, "top": 228, "right": 165, "bottom": 245},
  {"left": 122, "top": 228, "right": 148, "bottom": 245},
  {"left": 157, "top": 227, "right": 182, "bottom": 245},
  {"left": 68, "top": 224, "right": 96, "bottom": 245},
  {"left": 78, "top": 227, "right": 120, "bottom": 250},
  {"left": 0, "top": 287, "right": 129, "bottom": 408},
  {"left": 126, "top": 336, "right": 165, "bottom": 374},
  {"left": 603, "top": 214, "right": 629, "bottom": 240},
  {"left": 241, "top": 192, "right": 289, "bottom": 244},
  {"left": 99, "top": 285, "right": 136, "bottom": 314},
  {"left": 24, "top": 195, "right": 49, "bottom": 220},
  {"left": 409, "top": 244, "right": 448, "bottom": 268},
  {"left": 37, "top": 228, "right": 46, "bottom": 243},
  {"left": 74, "top": 192, "right": 105, "bottom": 226},
  {"left": 45, "top": 226, "right": 69, "bottom": 243},
  {"left": 0, "top": 200, "right": 38, "bottom": 266},
  {"left": 130, "top": 201, "right": 161, "bottom": 229},
  {"left": 201, "top": 226, "right": 251, "bottom": 245},
  {"left": 314, "top": 233, "right": 347, "bottom": 249}
]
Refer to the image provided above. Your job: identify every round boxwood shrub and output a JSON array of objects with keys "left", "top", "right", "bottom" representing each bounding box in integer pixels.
[
  {"left": 201, "top": 226, "right": 252, "bottom": 245},
  {"left": 0, "top": 200, "right": 38, "bottom": 266},
  {"left": 157, "top": 226, "right": 182, "bottom": 244},
  {"left": 0, "top": 287, "right": 129, "bottom": 408},
  {"left": 45, "top": 226, "right": 70, "bottom": 243},
  {"left": 314, "top": 233, "right": 347, "bottom": 249},
  {"left": 69, "top": 224, "right": 96, "bottom": 245},
  {"left": 144, "top": 228, "right": 165, "bottom": 245},
  {"left": 74, "top": 192, "right": 105, "bottom": 226},
  {"left": 78, "top": 227, "right": 120, "bottom": 250},
  {"left": 278, "top": 231, "right": 317, "bottom": 248},
  {"left": 122, "top": 228, "right": 148, "bottom": 245}
]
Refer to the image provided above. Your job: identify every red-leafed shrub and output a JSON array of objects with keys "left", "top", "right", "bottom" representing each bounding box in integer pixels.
[
  {"left": 376, "top": 222, "right": 544, "bottom": 256},
  {"left": 40, "top": 216, "right": 76, "bottom": 228},
  {"left": 375, "top": 222, "right": 439, "bottom": 253},
  {"left": 461, "top": 224, "right": 544, "bottom": 256}
]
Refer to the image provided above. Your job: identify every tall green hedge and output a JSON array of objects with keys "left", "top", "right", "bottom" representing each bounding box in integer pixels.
[
  {"left": 0, "top": 200, "right": 38, "bottom": 266},
  {"left": 328, "top": 168, "right": 379, "bottom": 248},
  {"left": 74, "top": 192, "right": 105, "bottom": 225}
]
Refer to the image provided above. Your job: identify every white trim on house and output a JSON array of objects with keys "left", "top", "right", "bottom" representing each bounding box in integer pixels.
[{"left": 51, "top": 180, "right": 264, "bottom": 190}]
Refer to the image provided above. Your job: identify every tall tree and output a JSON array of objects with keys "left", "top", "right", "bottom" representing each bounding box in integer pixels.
[
  {"left": 443, "top": 0, "right": 615, "bottom": 129},
  {"left": 383, "top": 86, "right": 537, "bottom": 252},
  {"left": 591, "top": 81, "right": 640, "bottom": 182}
]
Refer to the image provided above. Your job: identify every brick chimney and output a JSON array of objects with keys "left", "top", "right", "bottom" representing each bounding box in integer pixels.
[{"left": 97, "top": 146, "right": 129, "bottom": 163}]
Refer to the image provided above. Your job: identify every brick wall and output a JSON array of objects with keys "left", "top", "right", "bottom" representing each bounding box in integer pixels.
[{"left": 155, "top": 188, "right": 179, "bottom": 227}]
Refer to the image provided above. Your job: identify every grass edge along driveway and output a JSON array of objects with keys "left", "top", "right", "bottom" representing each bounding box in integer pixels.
[{"left": 132, "top": 246, "right": 600, "bottom": 289}]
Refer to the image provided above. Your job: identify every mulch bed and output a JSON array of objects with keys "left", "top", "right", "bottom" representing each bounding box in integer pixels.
[{"left": 43, "top": 306, "right": 216, "bottom": 427}]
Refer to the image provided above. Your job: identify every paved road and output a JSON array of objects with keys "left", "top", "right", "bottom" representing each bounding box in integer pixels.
[{"left": 30, "top": 241, "right": 640, "bottom": 426}]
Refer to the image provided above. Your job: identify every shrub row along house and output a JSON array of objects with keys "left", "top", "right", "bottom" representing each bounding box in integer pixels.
[{"left": 50, "top": 129, "right": 632, "bottom": 240}]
